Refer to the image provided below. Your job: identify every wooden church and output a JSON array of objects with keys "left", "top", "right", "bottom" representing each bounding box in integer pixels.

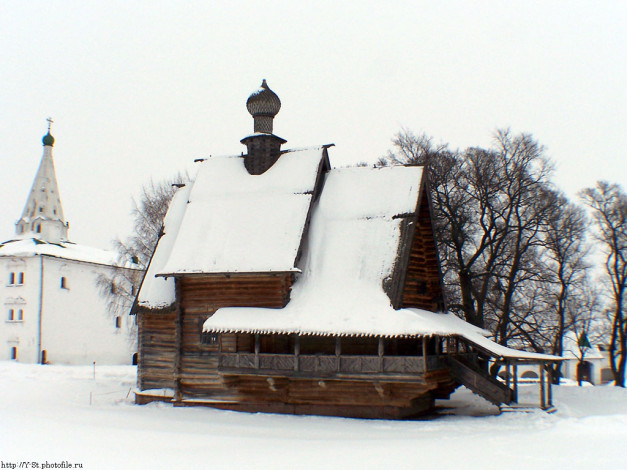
[{"left": 133, "top": 81, "right": 560, "bottom": 418}]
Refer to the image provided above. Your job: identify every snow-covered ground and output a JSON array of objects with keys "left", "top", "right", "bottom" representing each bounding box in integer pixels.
[{"left": 1, "top": 362, "right": 626, "bottom": 470}]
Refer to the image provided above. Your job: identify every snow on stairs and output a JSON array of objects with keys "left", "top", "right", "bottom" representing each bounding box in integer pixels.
[{"left": 447, "top": 356, "right": 514, "bottom": 407}]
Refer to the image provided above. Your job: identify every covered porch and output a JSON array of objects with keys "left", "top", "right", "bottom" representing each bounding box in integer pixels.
[
  {"left": 203, "top": 309, "right": 562, "bottom": 412},
  {"left": 213, "top": 333, "right": 445, "bottom": 377},
  {"left": 207, "top": 331, "right": 561, "bottom": 411}
]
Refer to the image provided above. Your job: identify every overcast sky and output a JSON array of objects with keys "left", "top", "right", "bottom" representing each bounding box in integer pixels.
[{"left": 1, "top": 1, "right": 625, "bottom": 250}]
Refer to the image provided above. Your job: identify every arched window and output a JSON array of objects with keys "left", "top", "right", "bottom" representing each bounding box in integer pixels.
[{"left": 522, "top": 370, "right": 539, "bottom": 379}]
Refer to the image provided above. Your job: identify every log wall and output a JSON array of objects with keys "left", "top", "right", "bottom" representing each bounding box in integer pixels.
[
  {"left": 189, "top": 368, "right": 457, "bottom": 419},
  {"left": 137, "top": 310, "right": 177, "bottom": 391},
  {"left": 401, "top": 188, "right": 445, "bottom": 311},
  {"left": 178, "top": 274, "right": 293, "bottom": 398}
]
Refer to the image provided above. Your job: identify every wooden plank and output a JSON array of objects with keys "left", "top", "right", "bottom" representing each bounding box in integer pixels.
[{"left": 540, "top": 362, "right": 546, "bottom": 409}]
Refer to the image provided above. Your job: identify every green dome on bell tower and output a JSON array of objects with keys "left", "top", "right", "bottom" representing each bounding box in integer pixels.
[
  {"left": 42, "top": 132, "right": 55, "bottom": 146},
  {"left": 42, "top": 117, "right": 55, "bottom": 146}
]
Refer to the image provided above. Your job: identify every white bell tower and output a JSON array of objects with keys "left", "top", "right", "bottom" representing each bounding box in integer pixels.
[{"left": 15, "top": 118, "right": 69, "bottom": 243}]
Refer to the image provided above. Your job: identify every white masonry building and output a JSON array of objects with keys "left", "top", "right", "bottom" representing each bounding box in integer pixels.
[{"left": 0, "top": 124, "right": 137, "bottom": 365}]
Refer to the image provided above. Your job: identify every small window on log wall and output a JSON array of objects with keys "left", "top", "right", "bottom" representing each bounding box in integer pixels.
[
  {"left": 201, "top": 332, "right": 219, "bottom": 345},
  {"left": 415, "top": 280, "right": 428, "bottom": 295}
]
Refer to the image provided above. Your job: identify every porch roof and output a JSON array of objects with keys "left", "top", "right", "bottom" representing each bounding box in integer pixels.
[{"left": 204, "top": 307, "right": 562, "bottom": 362}]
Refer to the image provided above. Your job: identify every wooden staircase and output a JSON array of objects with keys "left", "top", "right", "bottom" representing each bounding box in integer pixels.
[{"left": 447, "top": 356, "right": 515, "bottom": 406}]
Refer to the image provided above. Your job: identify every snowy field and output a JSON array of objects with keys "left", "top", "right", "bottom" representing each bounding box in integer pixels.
[{"left": 1, "top": 362, "right": 626, "bottom": 470}]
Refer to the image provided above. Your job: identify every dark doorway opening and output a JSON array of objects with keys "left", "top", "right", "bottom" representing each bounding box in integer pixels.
[{"left": 577, "top": 361, "right": 592, "bottom": 384}]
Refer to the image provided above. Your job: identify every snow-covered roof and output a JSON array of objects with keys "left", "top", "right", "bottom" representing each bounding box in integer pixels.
[
  {"left": 203, "top": 164, "right": 424, "bottom": 334},
  {"left": 203, "top": 164, "right": 560, "bottom": 362},
  {"left": 136, "top": 184, "right": 193, "bottom": 310},
  {"left": 0, "top": 237, "right": 123, "bottom": 267},
  {"left": 157, "top": 147, "right": 326, "bottom": 276}
]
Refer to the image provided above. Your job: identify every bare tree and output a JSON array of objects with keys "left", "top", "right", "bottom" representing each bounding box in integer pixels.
[
  {"left": 488, "top": 131, "right": 555, "bottom": 348},
  {"left": 384, "top": 129, "right": 572, "bottom": 360},
  {"left": 434, "top": 131, "right": 553, "bottom": 337},
  {"left": 581, "top": 181, "right": 627, "bottom": 386},
  {"left": 382, "top": 129, "right": 612, "bottom": 385},
  {"left": 567, "top": 281, "right": 607, "bottom": 386},
  {"left": 381, "top": 128, "right": 447, "bottom": 167},
  {"left": 537, "top": 193, "right": 590, "bottom": 382},
  {"left": 97, "top": 173, "right": 189, "bottom": 333}
]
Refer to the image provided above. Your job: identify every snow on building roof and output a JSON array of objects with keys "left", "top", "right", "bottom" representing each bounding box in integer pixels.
[
  {"left": 203, "top": 164, "right": 423, "bottom": 333},
  {"left": 157, "top": 147, "right": 326, "bottom": 276},
  {"left": 136, "top": 183, "right": 193, "bottom": 310},
  {"left": 203, "top": 164, "right": 561, "bottom": 362},
  {"left": 0, "top": 237, "right": 122, "bottom": 267}
]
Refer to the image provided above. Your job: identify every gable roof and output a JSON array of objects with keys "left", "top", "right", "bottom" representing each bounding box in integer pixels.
[
  {"left": 136, "top": 147, "right": 328, "bottom": 310},
  {"left": 157, "top": 147, "right": 327, "bottom": 276},
  {"left": 203, "top": 165, "right": 425, "bottom": 335}
]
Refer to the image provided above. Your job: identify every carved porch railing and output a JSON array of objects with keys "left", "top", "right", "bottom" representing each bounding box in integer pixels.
[{"left": 218, "top": 352, "right": 443, "bottom": 376}]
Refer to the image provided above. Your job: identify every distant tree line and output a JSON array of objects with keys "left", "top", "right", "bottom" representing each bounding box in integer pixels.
[{"left": 380, "top": 129, "right": 627, "bottom": 387}]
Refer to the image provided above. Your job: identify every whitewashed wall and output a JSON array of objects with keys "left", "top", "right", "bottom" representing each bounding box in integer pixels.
[
  {"left": 1, "top": 255, "right": 136, "bottom": 364},
  {"left": 0, "top": 257, "right": 41, "bottom": 362}
]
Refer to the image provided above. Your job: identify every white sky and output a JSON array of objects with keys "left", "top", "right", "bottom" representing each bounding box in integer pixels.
[{"left": 1, "top": 1, "right": 625, "bottom": 249}]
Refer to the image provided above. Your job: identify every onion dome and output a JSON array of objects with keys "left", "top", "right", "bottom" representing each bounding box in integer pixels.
[
  {"left": 246, "top": 80, "right": 281, "bottom": 134},
  {"left": 42, "top": 132, "right": 55, "bottom": 147},
  {"left": 246, "top": 79, "right": 281, "bottom": 117},
  {"left": 42, "top": 118, "right": 55, "bottom": 146},
  {"left": 241, "top": 80, "right": 286, "bottom": 174}
]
